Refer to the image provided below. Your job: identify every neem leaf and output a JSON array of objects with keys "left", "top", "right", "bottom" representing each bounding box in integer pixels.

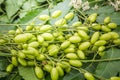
[
  {"left": 95, "top": 48, "right": 120, "bottom": 78},
  {"left": 18, "top": 66, "right": 39, "bottom": 80},
  {"left": 5, "top": 0, "right": 24, "bottom": 19},
  {"left": 63, "top": 69, "right": 84, "bottom": 80}
]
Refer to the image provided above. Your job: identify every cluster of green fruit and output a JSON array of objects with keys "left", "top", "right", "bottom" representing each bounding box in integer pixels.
[{"left": 1, "top": 10, "right": 120, "bottom": 80}]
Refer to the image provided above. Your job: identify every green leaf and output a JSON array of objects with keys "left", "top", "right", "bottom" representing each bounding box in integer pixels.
[
  {"left": 0, "top": 15, "right": 9, "bottom": 23},
  {"left": 18, "top": 66, "right": 39, "bottom": 80},
  {"left": 86, "top": 5, "right": 115, "bottom": 15},
  {"left": 96, "top": 12, "right": 120, "bottom": 25},
  {"left": 5, "top": 0, "right": 24, "bottom": 19},
  {"left": 0, "top": 0, "right": 4, "bottom": 4},
  {"left": 95, "top": 48, "right": 120, "bottom": 78},
  {"left": 22, "top": 0, "right": 38, "bottom": 11},
  {"left": 63, "top": 69, "right": 84, "bottom": 80},
  {"left": 0, "top": 57, "right": 9, "bottom": 71},
  {"left": 0, "top": 71, "right": 9, "bottom": 78}
]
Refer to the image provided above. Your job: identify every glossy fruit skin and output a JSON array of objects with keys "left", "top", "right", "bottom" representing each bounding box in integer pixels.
[
  {"left": 88, "top": 13, "right": 97, "bottom": 22},
  {"left": 36, "top": 54, "right": 46, "bottom": 61},
  {"left": 52, "top": 10, "right": 62, "bottom": 18},
  {"left": 55, "top": 18, "right": 66, "bottom": 27},
  {"left": 110, "top": 77, "right": 120, "bottom": 80},
  {"left": 98, "top": 46, "right": 106, "bottom": 52},
  {"left": 98, "top": 51, "right": 105, "bottom": 56},
  {"left": 51, "top": 68, "right": 59, "bottom": 80},
  {"left": 104, "top": 16, "right": 111, "bottom": 24},
  {"left": 108, "top": 23, "right": 117, "bottom": 29},
  {"left": 69, "top": 60, "right": 82, "bottom": 67},
  {"left": 39, "top": 14, "right": 50, "bottom": 21},
  {"left": 90, "top": 32, "right": 100, "bottom": 44},
  {"left": 57, "top": 61, "right": 70, "bottom": 69},
  {"left": 40, "top": 25, "right": 52, "bottom": 32},
  {"left": 61, "top": 40, "right": 71, "bottom": 50},
  {"left": 56, "top": 65, "right": 64, "bottom": 77},
  {"left": 78, "top": 30, "right": 89, "bottom": 40},
  {"left": 108, "top": 32, "right": 119, "bottom": 39},
  {"left": 28, "top": 41, "right": 39, "bottom": 48},
  {"left": 84, "top": 72, "right": 95, "bottom": 80},
  {"left": 72, "top": 21, "right": 82, "bottom": 27},
  {"left": 41, "top": 33, "right": 54, "bottom": 41},
  {"left": 14, "top": 34, "right": 28, "bottom": 43},
  {"left": 94, "top": 40, "right": 107, "bottom": 46},
  {"left": 92, "top": 24, "right": 101, "bottom": 30},
  {"left": 64, "top": 12, "right": 74, "bottom": 20},
  {"left": 65, "top": 53, "right": 79, "bottom": 59},
  {"left": 18, "top": 58, "right": 27, "bottom": 66},
  {"left": 77, "top": 50, "right": 85, "bottom": 59},
  {"left": 101, "top": 25, "right": 111, "bottom": 32},
  {"left": 35, "top": 66, "right": 44, "bottom": 79},
  {"left": 12, "top": 57, "right": 18, "bottom": 66},
  {"left": 27, "top": 60, "right": 35, "bottom": 66},
  {"left": 26, "top": 25, "right": 34, "bottom": 31},
  {"left": 64, "top": 47, "right": 75, "bottom": 53},
  {"left": 37, "top": 35, "right": 44, "bottom": 44},
  {"left": 69, "top": 36, "right": 81, "bottom": 43},
  {"left": 100, "top": 33, "right": 111, "bottom": 41},
  {"left": 6, "top": 64, "right": 14, "bottom": 73},
  {"left": 113, "top": 39, "right": 120, "bottom": 45},
  {"left": 43, "top": 64, "right": 53, "bottom": 72},
  {"left": 79, "top": 42, "right": 91, "bottom": 50}
]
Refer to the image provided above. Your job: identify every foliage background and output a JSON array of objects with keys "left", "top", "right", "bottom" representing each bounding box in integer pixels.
[{"left": 0, "top": 0, "right": 120, "bottom": 80}]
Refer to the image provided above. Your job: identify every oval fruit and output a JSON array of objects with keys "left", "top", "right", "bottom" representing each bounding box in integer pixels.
[
  {"left": 108, "top": 23, "right": 117, "bottom": 29},
  {"left": 77, "top": 50, "right": 85, "bottom": 59},
  {"left": 69, "top": 60, "right": 82, "bottom": 67},
  {"left": 90, "top": 32, "right": 100, "bottom": 44},
  {"left": 41, "top": 33, "right": 54, "bottom": 41},
  {"left": 52, "top": 10, "right": 62, "bottom": 18},
  {"left": 56, "top": 65, "right": 64, "bottom": 77},
  {"left": 69, "top": 35, "right": 81, "bottom": 43},
  {"left": 104, "top": 16, "right": 111, "bottom": 24},
  {"left": 51, "top": 67, "right": 59, "bottom": 80},
  {"left": 101, "top": 25, "right": 111, "bottom": 32},
  {"left": 40, "top": 25, "right": 52, "bottom": 32},
  {"left": 61, "top": 40, "right": 71, "bottom": 50},
  {"left": 79, "top": 42, "right": 91, "bottom": 50},
  {"left": 84, "top": 72, "right": 95, "bottom": 80},
  {"left": 72, "top": 21, "right": 82, "bottom": 27},
  {"left": 65, "top": 53, "right": 79, "bottom": 59},
  {"left": 39, "top": 14, "right": 50, "bottom": 21},
  {"left": 64, "top": 12, "right": 74, "bottom": 20},
  {"left": 35, "top": 66, "right": 44, "bottom": 79},
  {"left": 11, "top": 57, "right": 18, "bottom": 66},
  {"left": 98, "top": 46, "right": 106, "bottom": 52},
  {"left": 6, "top": 64, "right": 14, "bottom": 73},
  {"left": 78, "top": 30, "right": 89, "bottom": 40},
  {"left": 18, "top": 58, "right": 27, "bottom": 66},
  {"left": 100, "top": 33, "right": 111, "bottom": 41},
  {"left": 43, "top": 64, "right": 53, "bottom": 72},
  {"left": 94, "top": 40, "right": 107, "bottom": 46},
  {"left": 55, "top": 18, "right": 66, "bottom": 27},
  {"left": 88, "top": 13, "right": 97, "bottom": 22}
]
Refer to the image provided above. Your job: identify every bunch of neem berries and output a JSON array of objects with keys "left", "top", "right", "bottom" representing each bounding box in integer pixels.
[{"left": 0, "top": 10, "right": 119, "bottom": 80}]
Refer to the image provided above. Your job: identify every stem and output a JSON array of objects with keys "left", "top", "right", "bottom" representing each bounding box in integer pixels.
[
  {"left": 0, "top": 52, "right": 12, "bottom": 57},
  {"left": 81, "top": 58, "right": 120, "bottom": 63}
]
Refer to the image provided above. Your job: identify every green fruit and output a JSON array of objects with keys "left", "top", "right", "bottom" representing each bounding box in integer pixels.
[
  {"left": 26, "top": 25, "right": 34, "bottom": 31},
  {"left": 104, "top": 16, "right": 111, "bottom": 24},
  {"left": 36, "top": 54, "right": 46, "bottom": 61},
  {"left": 41, "top": 33, "right": 54, "bottom": 41},
  {"left": 94, "top": 40, "right": 107, "bottom": 46},
  {"left": 84, "top": 72, "right": 95, "bottom": 80},
  {"left": 101, "top": 25, "right": 111, "bottom": 32},
  {"left": 64, "top": 12, "right": 74, "bottom": 20},
  {"left": 56, "top": 65, "right": 64, "bottom": 77},
  {"left": 78, "top": 30, "right": 89, "bottom": 40},
  {"left": 108, "top": 32, "right": 119, "bottom": 39},
  {"left": 52, "top": 10, "right": 62, "bottom": 18},
  {"left": 72, "top": 21, "right": 82, "bottom": 27},
  {"left": 28, "top": 41, "right": 39, "bottom": 48},
  {"left": 98, "top": 51, "right": 105, "bottom": 56},
  {"left": 69, "top": 35, "right": 81, "bottom": 43},
  {"left": 100, "top": 33, "right": 111, "bottom": 41},
  {"left": 57, "top": 61, "right": 70, "bottom": 69},
  {"left": 92, "top": 23, "right": 101, "bottom": 30},
  {"left": 79, "top": 42, "right": 91, "bottom": 50},
  {"left": 43, "top": 64, "right": 53, "bottom": 72},
  {"left": 39, "top": 14, "right": 50, "bottom": 21},
  {"left": 6, "top": 64, "right": 14, "bottom": 73},
  {"left": 61, "top": 40, "right": 71, "bottom": 50},
  {"left": 18, "top": 58, "right": 27, "bottom": 66},
  {"left": 98, "top": 46, "right": 106, "bottom": 52},
  {"left": 14, "top": 34, "right": 28, "bottom": 43},
  {"left": 65, "top": 53, "right": 79, "bottom": 59},
  {"left": 55, "top": 18, "right": 66, "bottom": 27},
  {"left": 64, "top": 47, "right": 75, "bottom": 53},
  {"left": 91, "top": 46, "right": 98, "bottom": 51},
  {"left": 90, "top": 32, "right": 100, "bottom": 44},
  {"left": 110, "top": 77, "right": 120, "bottom": 80},
  {"left": 18, "top": 51, "right": 26, "bottom": 58},
  {"left": 49, "top": 48, "right": 59, "bottom": 56},
  {"left": 12, "top": 57, "right": 18, "bottom": 66},
  {"left": 51, "top": 68, "right": 59, "bottom": 80},
  {"left": 108, "top": 23, "right": 117, "bottom": 29},
  {"left": 76, "top": 27, "right": 89, "bottom": 32},
  {"left": 22, "top": 44, "right": 28, "bottom": 49},
  {"left": 65, "top": 67, "right": 71, "bottom": 73},
  {"left": 69, "top": 60, "right": 82, "bottom": 67},
  {"left": 88, "top": 13, "right": 97, "bottom": 22},
  {"left": 8, "top": 30, "right": 16, "bottom": 35},
  {"left": 26, "top": 55, "right": 35, "bottom": 59},
  {"left": 35, "top": 66, "right": 44, "bottom": 79},
  {"left": 113, "top": 39, "right": 120, "bottom": 45},
  {"left": 77, "top": 50, "right": 85, "bottom": 59},
  {"left": 27, "top": 60, "right": 35, "bottom": 66},
  {"left": 40, "top": 25, "right": 52, "bottom": 32}
]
